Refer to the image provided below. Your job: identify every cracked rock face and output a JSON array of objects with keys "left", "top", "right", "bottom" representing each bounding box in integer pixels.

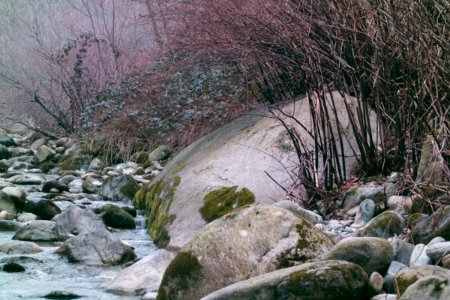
[{"left": 157, "top": 203, "right": 334, "bottom": 300}]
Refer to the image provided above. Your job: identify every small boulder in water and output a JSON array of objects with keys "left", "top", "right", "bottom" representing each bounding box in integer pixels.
[
  {"left": 97, "top": 204, "right": 136, "bottom": 229},
  {"left": 43, "top": 291, "right": 82, "bottom": 299},
  {"left": 42, "top": 181, "right": 69, "bottom": 193},
  {"left": 3, "top": 262, "right": 25, "bottom": 273},
  {"left": 24, "top": 200, "right": 61, "bottom": 220}
]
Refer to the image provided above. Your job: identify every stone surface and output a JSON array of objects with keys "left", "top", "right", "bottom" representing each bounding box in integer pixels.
[
  {"left": 24, "top": 200, "right": 61, "bottom": 220},
  {"left": 353, "top": 198, "right": 376, "bottom": 226},
  {"left": 42, "top": 181, "right": 69, "bottom": 193},
  {"left": 367, "top": 272, "right": 384, "bottom": 298},
  {"left": 0, "top": 240, "right": 43, "bottom": 254},
  {"left": 58, "top": 230, "right": 136, "bottom": 265},
  {"left": 6, "top": 174, "right": 44, "bottom": 185},
  {"left": 53, "top": 205, "right": 106, "bottom": 235},
  {"left": 98, "top": 204, "right": 135, "bottom": 229},
  {"left": 12, "top": 220, "right": 67, "bottom": 241},
  {"left": 389, "top": 238, "right": 414, "bottom": 266},
  {"left": 0, "top": 134, "right": 16, "bottom": 147},
  {"left": 105, "top": 249, "right": 176, "bottom": 295},
  {"left": 355, "top": 210, "right": 404, "bottom": 238},
  {"left": 0, "top": 144, "right": 11, "bottom": 159},
  {"left": 157, "top": 204, "right": 335, "bottom": 300},
  {"left": 442, "top": 254, "right": 450, "bottom": 269},
  {"left": 0, "top": 191, "right": 16, "bottom": 215},
  {"left": 1, "top": 186, "right": 26, "bottom": 210},
  {"left": 136, "top": 92, "right": 379, "bottom": 249},
  {"left": 273, "top": 200, "right": 323, "bottom": 224},
  {"left": 197, "top": 260, "right": 368, "bottom": 300},
  {"left": 411, "top": 206, "right": 450, "bottom": 244},
  {"left": 344, "top": 186, "right": 383, "bottom": 210},
  {"left": 324, "top": 237, "right": 393, "bottom": 275},
  {"left": 395, "top": 265, "right": 450, "bottom": 295},
  {"left": 33, "top": 145, "right": 55, "bottom": 164},
  {"left": 100, "top": 175, "right": 140, "bottom": 203},
  {"left": 399, "top": 276, "right": 450, "bottom": 300},
  {"left": 426, "top": 242, "right": 450, "bottom": 263},
  {"left": 148, "top": 145, "right": 171, "bottom": 162},
  {"left": 410, "top": 244, "right": 431, "bottom": 267},
  {"left": 383, "top": 261, "right": 408, "bottom": 293}
]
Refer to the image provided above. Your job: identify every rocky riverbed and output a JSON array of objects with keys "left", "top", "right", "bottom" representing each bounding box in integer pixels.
[{"left": 0, "top": 130, "right": 166, "bottom": 299}]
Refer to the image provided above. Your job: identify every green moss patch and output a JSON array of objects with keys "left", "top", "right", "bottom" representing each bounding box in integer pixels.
[
  {"left": 132, "top": 177, "right": 180, "bottom": 247},
  {"left": 199, "top": 186, "right": 255, "bottom": 223},
  {"left": 157, "top": 251, "right": 202, "bottom": 300}
]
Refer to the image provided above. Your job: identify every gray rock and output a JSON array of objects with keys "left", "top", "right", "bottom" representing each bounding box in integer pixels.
[
  {"left": 344, "top": 186, "right": 383, "bottom": 210},
  {"left": 12, "top": 220, "right": 67, "bottom": 241},
  {"left": 0, "top": 240, "right": 43, "bottom": 254},
  {"left": 389, "top": 238, "right": 414, "bottom": 266},
  {"left": 426, "top": 242, "right": 450, "bottom": 262},
  {"left": 198, "top": 260, "right": 368, "bottom": 300},
  {"left": 371, "top": 295, "right": 397, "bottom": 300},
  {"left": 0, "top": 220, "right": 23, "bottom": 231},
  {"left": 33, "top": 145, "right": 55, "bottom": 164},
  {"left": 58, "top": 230, "right": 136, "bottom": 265},
  {"left": 148, "top": 145, "right": 171, "bottom": 162},
  {"left": 105, "top": 249, "right": 176, "bottom": 295},
  {"left": 355, "top": 211, "right": 404, "bottom": 238},
  {"left": 6, "top": 174, "right": 44, "bottom": 185},
  {"left": 98, "top": 204, "right": 135, "bottom": 229},
  {"left": 428, "top": 236, "right": 446, "bottom": 246},
  {"left": 88, "top": 158, "right": 103, "bottom": 172},
  {"left": 114, "top": 162, "right": 139, "bottom": 175},
  {"left": 100, "top": 175, "right": 140, "bottom": 203},
  {"left": 383, "top": 261, "right": 408, "bottom": 292},
  {"left": 411, "top": 206, "right": 450, "bottom": 244},
  {"left": 0, "top": 191, "right": 16, "bottom": 215},
  {"left": 17, "top": 212, "right": 38, "bottom": 222},
  {"left": 42, "top": 181, "right": 69, "bottom": 193},
  {"left": 158, "top": 204, "right": 335, "bottom": 300},
  {"left": 367, "top": 272, "right": 384, "bottom": 297},
  {"left": 0, "top": 210, "right": 14, "bottom": 220},
  {"left": 395, "top": 265, "right": 450, "bottom": 296},
  {"left": 53, "top": 205, "right": 106, "bottom": 235},
  {"left": 30, "top": 138, "right": 47, "bottom": 150},
  {"left": 353, "top": 198, "right": 376, "bottom": 226},
  {"left": 273, "top": 200, "right": 323, "bottom": 224},
  {"left": 68, "top": 178, "right": 83, "bottom": 193},
  {"left": 388, "top": 195, "right": 407, "bottom": 211},
  {"left": 410, "top": 244, "right": 431, "bottom": 267},
  {"left": 399, "top": 276, "right": 450, "bottom": 300},
  {"left": 324, "top": 237, "right": 393, "bottom": 275}
]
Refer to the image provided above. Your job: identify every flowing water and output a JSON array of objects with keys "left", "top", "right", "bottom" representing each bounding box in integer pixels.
[{"left": 0, "top": 172, "right": 156, "bottom": 300}]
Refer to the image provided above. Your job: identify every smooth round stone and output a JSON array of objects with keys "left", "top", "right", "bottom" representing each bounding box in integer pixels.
[
  {"left": 410, "top": 244, "right": 431, "bottom": 267},
  {"left": 426, "top": 242, "right": 450, "bottom": 262},
  {"left": 3, "top": 262, "right": 25, "bottom": 273},
  {"left": 442, "top": 254, "right": 450, "bottom": 269}
]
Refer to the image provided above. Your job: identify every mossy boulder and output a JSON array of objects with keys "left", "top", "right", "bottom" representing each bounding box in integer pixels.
[
  {"left": 355, "top": 210, "right": 404, "bottom": 238},
  {"left": 394, "top": 265, "right": 450, "bottom": 296},
  {"left": 133, "top": 177, "right": 180, "bottom": 247},
  {"left": 33, "top": 145, "right": 55, "bottom": 164},
  {"left": 58, "top": 144, "right": 92, "bottom": 171},
  {"left": 156, "top": 204, "right": 334, "bottom": 300},
  {"left": 199, "top": 186, "right": 255, "bottom": 222},
  {"left": 0, "top": 160, "right": 8, "bottom": 172},
  {"left": 100, "top": 175, "right": 140, "bottom": 203},
  {"left": 324, "top": 237, "right": 393, "bottom": 275},
  {"left": 399, "top": 276, "right": 450, "bottom": 300},
  {"left": 141, "top": 92, "right": 378, "bottom": 249},
  {"left": 411, "top": 206, "right": 450, "bottom": 244},
  {"left": 200, "top": 260, "right": 368, "bottom": 300}
]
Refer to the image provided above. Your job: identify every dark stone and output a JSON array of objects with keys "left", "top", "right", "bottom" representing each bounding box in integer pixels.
[
  {"left": 0, "top": 134, "right": 16, "bottom": 147},
  {"left": 411, "top": 206, "right": 450, "bottom": 244},
  {"left": 3, "top": 262, "right": 25, "bottom": 272},
  {"left": 24, "top": 200, "right": 62, "bottom": 220},
  {"left": 43, "top": 291, "right": 82, "bottom": 299},
  {"left": 122, "top": 206, "right": 137, "bottom": 218},
  {"left": 0, "top": 144, "right": 11, "bottom": 159},
  {"left": 100, "top": 204, "right": 136, "bottom": 229},
  {"left": 42, "top": 181, "right": 69, "bottom": 193}
]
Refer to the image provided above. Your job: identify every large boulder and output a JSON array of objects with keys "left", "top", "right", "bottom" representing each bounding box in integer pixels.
[
  {"left": 167, "top": 260, "right": 368, "bottom": 300},
  {"left": 0, "top": 191, "right": 16, "bottom": 215},
  {"left": 100, "top": 175, "right": 140, "bottom": 203},
  {"left": 411, "top": 206, "right": 450, "bottom": 244},
  {"left": 157, "top": 204, "right": 335, "bottom": 300},
  {"left": 53, "top": 205, "right": 106, "bottom": 235},
  {"left": 105, "top": 249, "right": 176, "bottom": 295},
  {"left": 135, "top": 92, "right": 379, "bottom": 249},
  {"left": 12, "top": 220, "right": 68, "bottom": 241},
  {"left": 57, "top": 230, "right": 136, "bottom": 265},
  {"left": 324, "top": 237, "right": 393, "bottom": 275},
  {"left": 355, "top": 210, "right": 404, "bottom": 238},
  {"left": 24, "top": 200, "right": 61, "bottom": 220},
  {"left": 394, "top": 265, "right": 450, "bottom": 296}
]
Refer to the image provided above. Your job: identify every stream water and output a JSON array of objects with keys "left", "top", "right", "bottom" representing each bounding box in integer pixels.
[{"left": 0, "top": 171, "right": 157, "bottom": 300}]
